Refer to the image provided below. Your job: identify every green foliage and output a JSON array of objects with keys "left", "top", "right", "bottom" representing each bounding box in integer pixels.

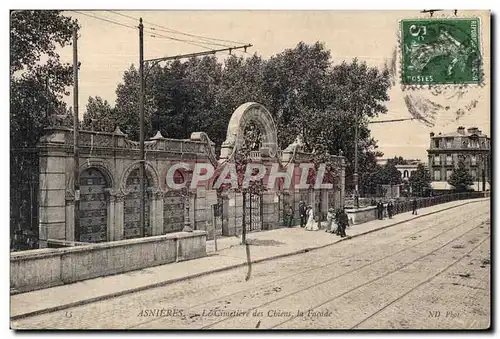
[
  {"left": 448, "top": 161, "right": 474, "bottom": 192},
  {"left": 108, "top": 42, "right": 390, "bottom": 190},
  {"left": 409, "top": 164, "right": 432, "bottom": 196},
  {"left": 114, "top": 64, "right": 156, "bottom": 140},
  {"left": 10, "top": 10, "right": 78, "bottom": 249},
  {"left": 361, "top": 162, "right": 402, "bottom": 196},
  {"left": 11, "top": 11, "right": 78, "bottom": 143},
  {"left": 387, "top": 156, "right": 408, "bottom": 166},
  {"left": 82, "top": 96, "right": 115, "bottom": 132}
]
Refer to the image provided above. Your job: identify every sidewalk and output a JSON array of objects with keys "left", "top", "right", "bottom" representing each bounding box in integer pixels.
[{"left": 10, "top": 198, "right": 489, "bottom": 320}]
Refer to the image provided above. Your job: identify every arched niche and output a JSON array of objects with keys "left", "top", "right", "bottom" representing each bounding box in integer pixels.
[{"left": 219, "top": 102, "right": 279, "bottom": 162}]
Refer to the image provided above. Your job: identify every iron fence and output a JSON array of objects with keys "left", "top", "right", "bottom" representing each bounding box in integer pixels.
[
  {"left": 391, "top": 191, "right": 488, "bottom": 216},
  {"left": 10, "top": 149, "right": 39, "bottom": 252}
]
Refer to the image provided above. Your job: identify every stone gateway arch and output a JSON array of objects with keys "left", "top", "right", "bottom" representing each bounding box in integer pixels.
[
  {"left": 36, "top": 103, "right": 346, "bottom": 247},
  {"left": 220, "top": 102, "right": 279, "bottom": 161}
]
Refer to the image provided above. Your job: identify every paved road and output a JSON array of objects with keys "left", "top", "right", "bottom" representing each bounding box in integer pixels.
[{"left": 12, "top": 200, "right": 490, "bottom": 330}]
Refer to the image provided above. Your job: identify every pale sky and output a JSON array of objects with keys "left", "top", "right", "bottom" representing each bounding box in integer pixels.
[{"left": 57, "top": 10, "right": 491, "bottom": 161}]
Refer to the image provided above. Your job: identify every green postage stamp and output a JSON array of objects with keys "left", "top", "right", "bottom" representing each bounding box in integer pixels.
[{"left": 400, "top": 18, "right": 482, "bottom": 86}]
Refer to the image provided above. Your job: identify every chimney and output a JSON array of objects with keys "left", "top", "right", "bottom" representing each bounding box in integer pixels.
[
  {"left": 457, "top": 126, "right": 465, "bottom": 135},
  {"left": 430, "top": 132, "right": 435, "bottom": 137},
  {"left": 467, "top": 127, "right": 479, "bottom": 134}
]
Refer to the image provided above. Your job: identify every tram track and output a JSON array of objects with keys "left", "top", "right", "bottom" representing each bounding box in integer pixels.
[
  {"left": 125, "top": 208, "right": 487, "bottom": 329},
  {"left": 198, "top": 216, "right": 488, "bottom": 329},
  {"left": 12, "top": 203, "right": 489, "bottom": 330}
]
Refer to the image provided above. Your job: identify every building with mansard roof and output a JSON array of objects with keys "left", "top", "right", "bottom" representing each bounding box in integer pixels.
[{"left": 427, "top": 126, "right": 491, "bottom": 191}]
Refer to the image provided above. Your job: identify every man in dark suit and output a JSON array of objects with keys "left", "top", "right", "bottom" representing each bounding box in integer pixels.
[
  {"left": 299, "top": 201, "right": 307, "bottom": 227},
  {"left": 377, "top": 200, "right": 384, "bottom": 220},
  {"left": 387, "top": 200, "right": 394, "bottom": 219},
  {"left": 338, "top": 208, "right": 349, "bottom": 237},
  {"left": 412, "top": 198, "right": 418, "bottom": 215}
]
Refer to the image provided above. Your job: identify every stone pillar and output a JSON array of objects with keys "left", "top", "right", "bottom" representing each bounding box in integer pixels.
[
  {"left": 39, "top": 156, "right": 67, "bottom": 248},
  {"left": 150, "top": 191, "right": 164, "bottom": 236},
  {"left": 114, "top": 193, "right": 125, "bottom": 241},
  {"left": 321, "top": 190, "right": 328, "bottom": 214},
  {"left": 107, "top": 193, "right": 116, "bottom": 241},
  {"left": 65, "top": 193, "right": 75, "bottom": 241},
  {"left": 221, "top": 191, "right": 230, "bottom": 236},
  {"left": 194, "top": 187, "right": 209, "bottom": 235},
  {"left": 234, "top": 192, "right": 243, "bottom": 236},
  {"left": 340, "top": 167, "right": 346, "bottom": 207},
  {"left": 262, "top": 191, "right": 278, "bottom": 230}
]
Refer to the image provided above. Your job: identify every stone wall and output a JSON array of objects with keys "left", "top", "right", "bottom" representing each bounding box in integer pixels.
[
  {"left": 38, "top": 127, "right": 218, "bottom": 247},
  {"left": 346, "top": 205, "right": 380, "bottom": 225},
  {"left": 10, "top": 230, "right": 207, "bottom": 294},
  {"left": 37, "top": 103, "right": 346, "bottom": 245}
]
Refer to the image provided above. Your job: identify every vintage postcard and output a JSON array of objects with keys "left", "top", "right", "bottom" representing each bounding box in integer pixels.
[{"left": 10, "top": 9, "right": 491, "bottom": 330}]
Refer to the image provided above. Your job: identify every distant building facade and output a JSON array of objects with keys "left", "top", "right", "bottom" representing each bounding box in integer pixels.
[
  {"left": 427, "top": 126, "right": 491, "bottom": 191},
  {"left": 375, "top": 158, "right": 424, "bottom": 181},
  {"left": 395, "top": 159, "right": 423, "bottom": 181}
]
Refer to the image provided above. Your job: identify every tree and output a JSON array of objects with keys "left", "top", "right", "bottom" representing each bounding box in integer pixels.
[
  {"left": 11, "top": 11, "right": 78, "bottom": 147},
  {"left": 114, "top": 64, "right": 158, "bottom": 140},
  {"left": 10, "top": 11, "right": 78, "bottom": 251},
  {"left": 387, "top": 156, "right": 408, "bottom": 166},
  {"left": 82, "top": 96, "right": 115, "bottom": 132},
  {"left": 107, "top": 42, "right": 390, "bottom": 192},
  {"left": 361, "top": 162, "right": 401, "bottom": 196},
  {"left": 409, "top": 164, "right": 432, "bottom": 196},
  {"left": 383, "top": 163, "right": 403, "bottom": 186},
  {"left": 448, "top": 161, "right": 474, "bottom": 192}
]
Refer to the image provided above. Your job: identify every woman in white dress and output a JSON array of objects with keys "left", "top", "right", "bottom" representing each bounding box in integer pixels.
[
  {"left": 305, "top": 205, "right": 319, "bottom": 231},
  {"left": 326, "top": 208, "right": 338, "bottom": 234}
]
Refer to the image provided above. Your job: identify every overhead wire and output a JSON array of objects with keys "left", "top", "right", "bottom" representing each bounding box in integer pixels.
[
  {"left": 147, "top": 27, "right": 232, "bottom": 48},
  {"left": 70, "top": 10, "right": 137, "bottom": 31},
  {"left": 107, "top": 10, "right": 245, "bottom": 46},
  {"left": 71, "top": 10, "right": 219, "bottom": 51},
  {"left": 146, "top": 32, "right": 214, "bottom": 51}
]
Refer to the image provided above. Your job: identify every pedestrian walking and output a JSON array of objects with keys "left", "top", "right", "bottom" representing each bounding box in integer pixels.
[
  {"left": 325, "top": 208, "right": 338, "bottom": 233},
  {"left": 387, "top": 200, "right": 394, "bottom": 219},
  {"left": 338, "top": 208, "right": 349, "bottom": 238},
  {"left": 377, "top": 200, "right": 384, "bottom": 220},
  {"left": 299, "top": 201, "right": 307, "bottom": 227},
  {"left": 412, "top": 197, "right": 418, "bottom": 215},
  {"left": 305, "top": 205, "right": 319, "bottom": 231},
  {"left": 285, "top": 204, "right": 294, "bottom": 228}
]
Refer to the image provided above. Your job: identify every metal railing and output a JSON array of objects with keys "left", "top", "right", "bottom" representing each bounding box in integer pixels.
[{"left": 391, "top": 191, "right": 488, "bottom": 216}]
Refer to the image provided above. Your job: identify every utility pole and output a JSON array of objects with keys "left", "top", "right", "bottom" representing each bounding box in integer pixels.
[
  {"left": 353, "top": 107, "right": 359, "bottom": 209},
  {"left": 73, "top": 27, "right": 80, "bottom": 241},
  {"left": 137, "top": 39, "right": 252, "bottom": 236},
  {"left": 139, "top": 18, "right": 146, "bottom": 237}
]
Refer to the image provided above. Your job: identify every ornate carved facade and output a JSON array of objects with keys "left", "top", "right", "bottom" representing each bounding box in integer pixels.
[{"left": 37, "top": 103, "right": 346, "bottom": 247}]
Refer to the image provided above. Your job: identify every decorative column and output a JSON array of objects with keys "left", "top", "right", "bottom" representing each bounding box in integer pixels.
[
  {"left": 181, "top": 188, "right": 194, "bottom": 232},
  {"left": 114, "top": 192, "right": 125, "bottom": 241},
  {"left": 65, "top": 192, "right": 75, "bottom": 241},
  {"left": 321, "top": 189, "right": 328, "bottom": 215},
  {"left": 340, "top": 162, "right": 346, "bottom": 208},
  {"left": 221, "top": 190, "right": 230, "bottom": 236},
  {"left": 150, "top": 190, "right": 164, "bottom": 236},
  {"left": 106, "top": 192, "right": 116, "bottom": 241}
]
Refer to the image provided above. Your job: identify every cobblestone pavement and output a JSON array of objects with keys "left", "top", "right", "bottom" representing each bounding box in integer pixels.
[{"left": 11, "top": 200, "right": 490, "bottom": 330}]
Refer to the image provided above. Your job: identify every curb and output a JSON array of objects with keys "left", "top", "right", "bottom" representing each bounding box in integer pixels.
[{"left": 11, "top": 198, "right": 488, "bottom": 321}]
